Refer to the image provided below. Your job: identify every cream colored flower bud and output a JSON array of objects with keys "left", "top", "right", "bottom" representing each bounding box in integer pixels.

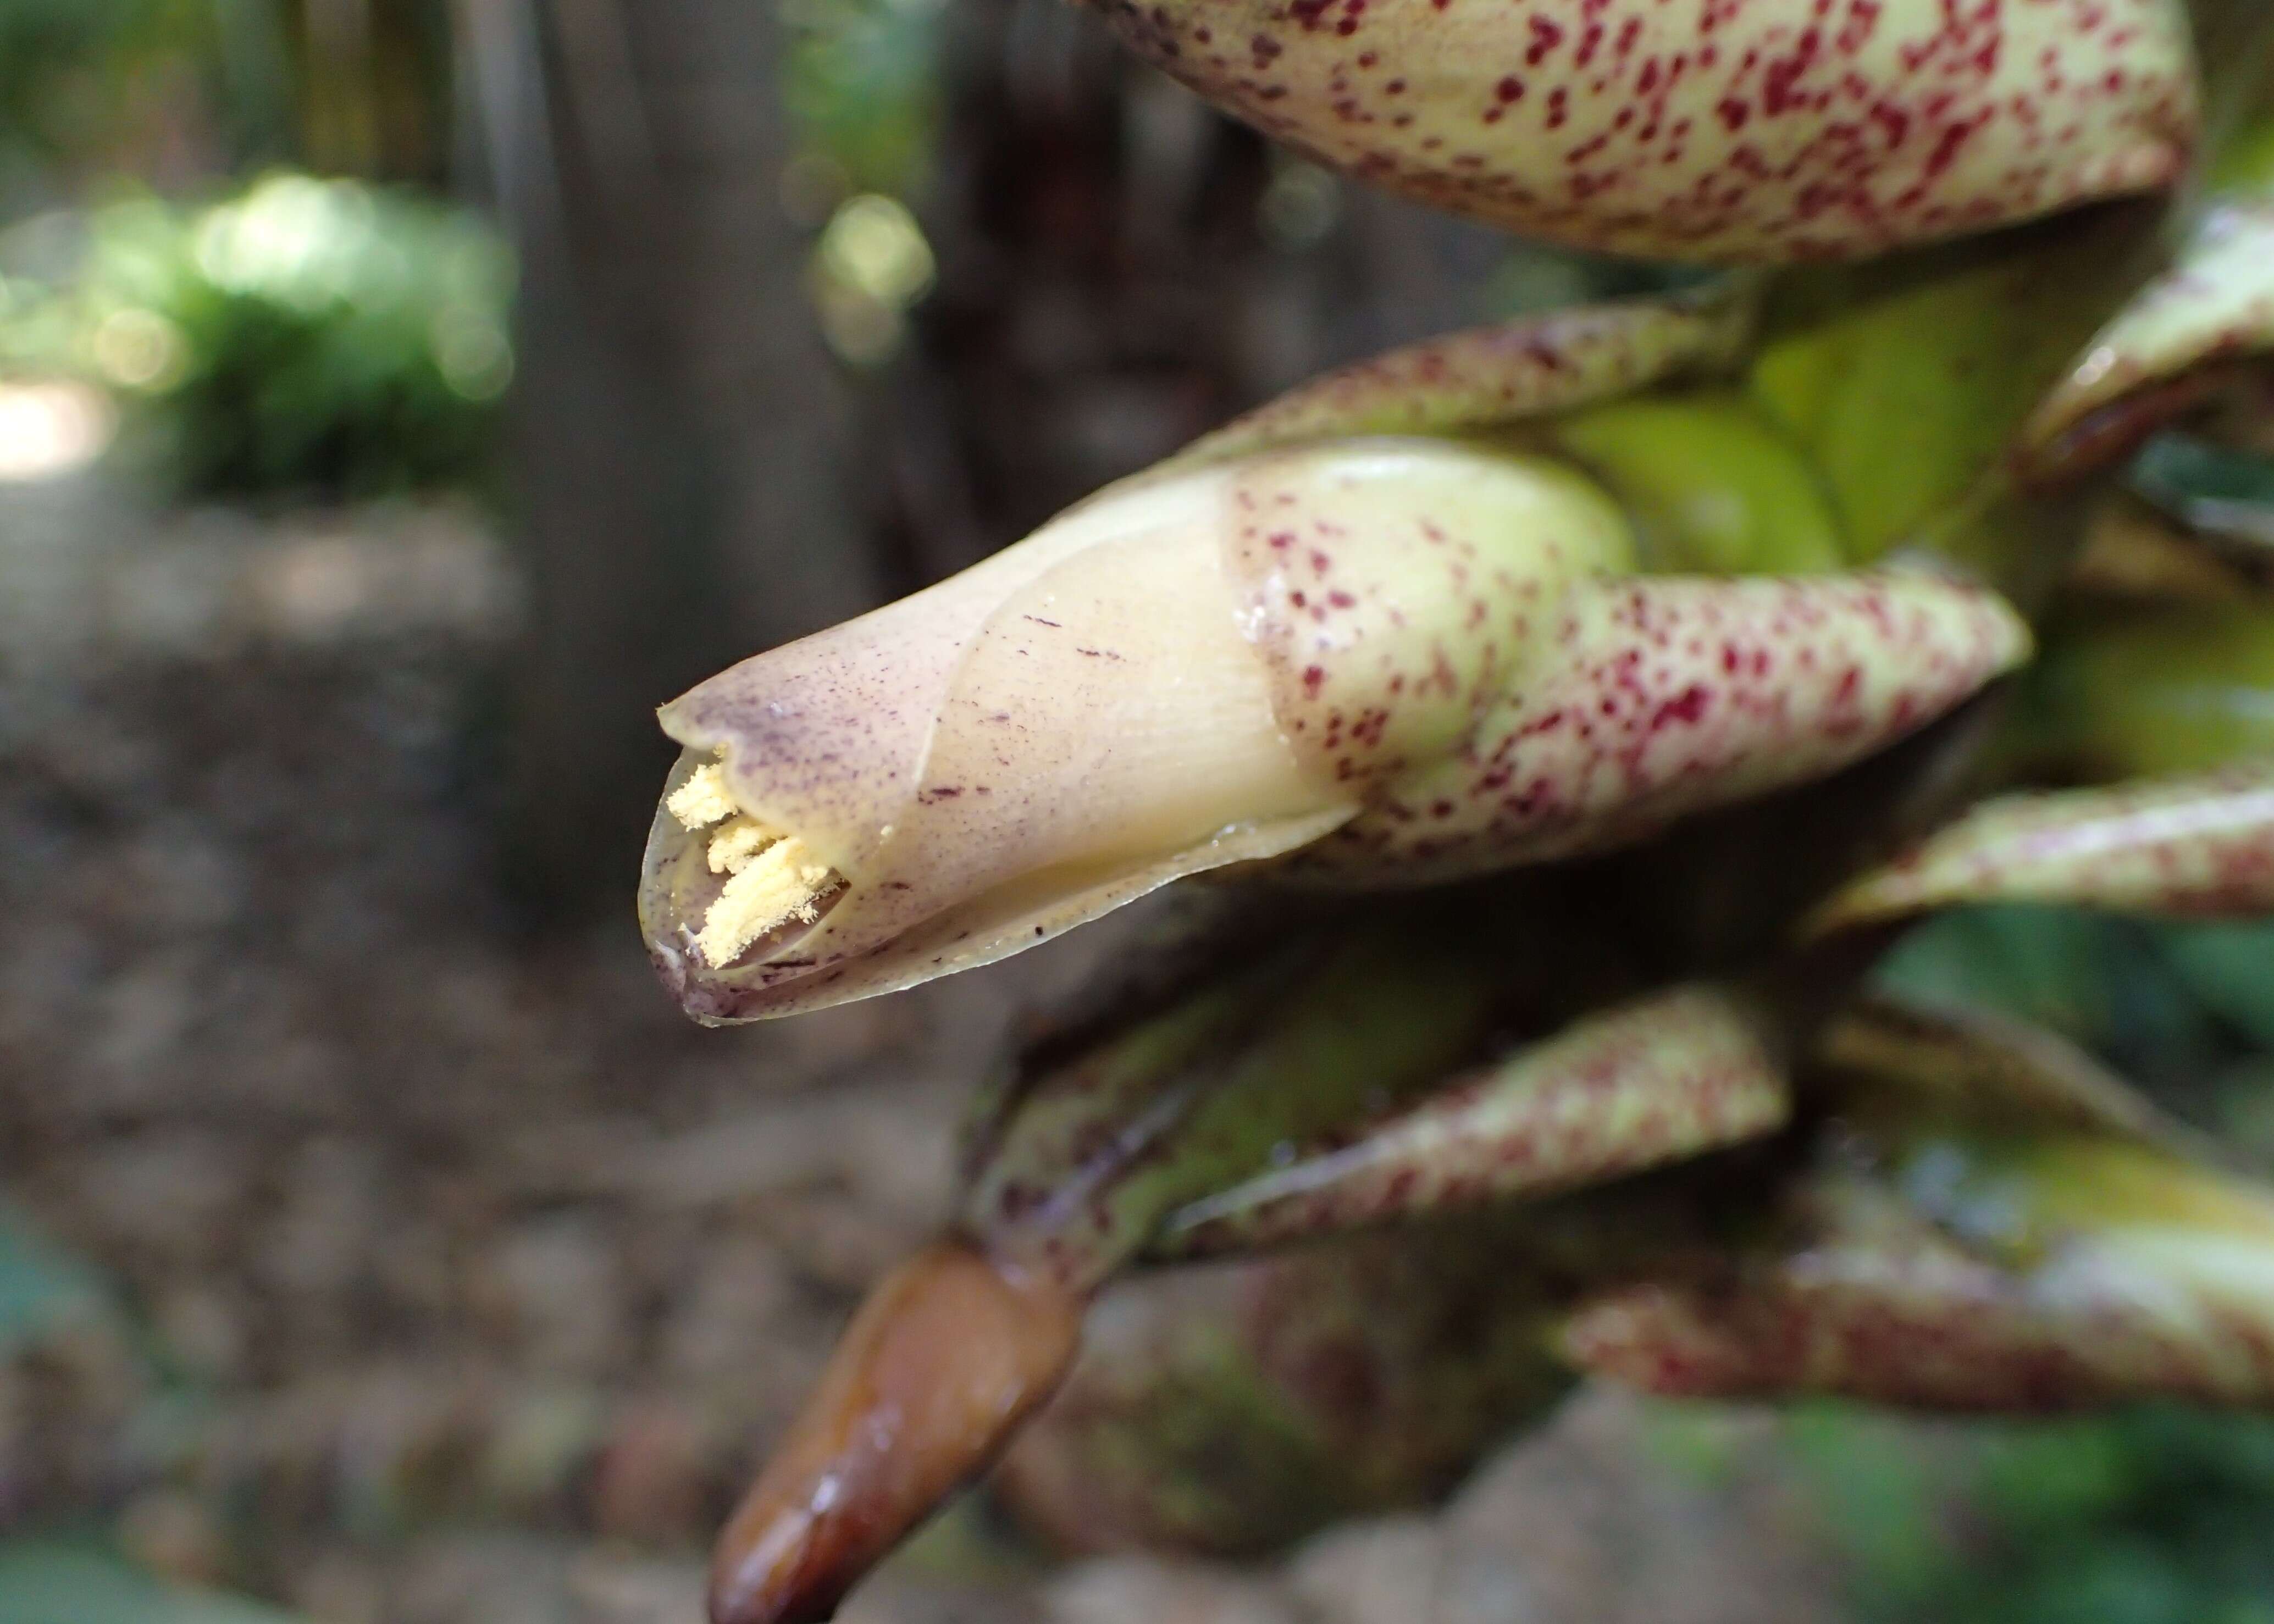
[
  {"left": 643, "top": 434, "right": 2026, "bottom": 1022},
  {"left": 643, "top": 439, "right": 1633, "bottom": 1021}
]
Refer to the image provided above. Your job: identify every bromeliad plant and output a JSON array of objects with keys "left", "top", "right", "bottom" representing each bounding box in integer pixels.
[{"left": 637, "top": 3, "right": 2274, "bottom": 1620}]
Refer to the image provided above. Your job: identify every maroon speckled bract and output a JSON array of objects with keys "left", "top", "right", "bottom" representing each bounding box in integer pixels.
[
  {"left": 1226, "top": 440, "right": 1630, "bottom": 787},
  {"left": 1290, "top": 567, "right": 2030, "bottom": 882},
  {"left": 2024, "top": 199, "right": 2274, "bottom": 481},
  {"left": 1155, "top": 983, "right": 1788, "bottom": 1255},
  {"left": 1180, "top": 293, "right": 1752, "bottom": 461},
  {"left": 1561, "top": 1179, "right": 2274, "bottom": 1410},
  {"left": 1085, "top": 0, "right": 2198, "bottom": 262},
  {"left": 1558, "top": 997, "right": 2274, "bottom": 1410},
  {"left": 1817, "top": 763, "right": 2274, "bottom": 928}
]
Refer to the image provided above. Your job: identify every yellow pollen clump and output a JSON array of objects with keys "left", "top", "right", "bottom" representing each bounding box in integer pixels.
[
  {"left": 706, "top": 819, "right": 774, "bottom": 874},
  {"left": 665, "top": 763, "right": 740, "bottom": 828},
  {"left": 667, "top": 761, "right": 836, "bottom": 968}
]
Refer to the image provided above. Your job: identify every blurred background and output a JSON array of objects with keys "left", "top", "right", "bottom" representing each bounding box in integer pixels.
[{"left": 5, "top": 4, "right": 2274, "bottom": 1623}]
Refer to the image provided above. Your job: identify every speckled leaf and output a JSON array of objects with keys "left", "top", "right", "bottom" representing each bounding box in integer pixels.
[
  {"left": 1177, "top": 292, "right": 1752, "bottom": 463},
  {"left": 1283, "top": 566, "right": 2029, "bottom": 884},
  {"left": 1083, "top": 0, "right": 2196, "bottom": 263},
  {"left": 1814, "top": 765, "right": 2274, "bottom": 929},
  {"left": 1150, "top": 983, "right": 1789, "bottom": 1257},
  {"left": 1560, "top": 1024, "right": 2274, "bottom": 1410},
  {"left": 1816, "top": 995, "right": 2187, "bottom": 1143},
  {"left": 2023, "top": 202, "right": 2274, "bottom": 484},
  {"left": 959, "top": 914, "right": 1520, "bottom": 1290}
]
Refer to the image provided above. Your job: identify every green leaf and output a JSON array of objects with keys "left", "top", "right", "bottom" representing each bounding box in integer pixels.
[
  {"left": 2017, "top": 607, "right": 2274, "bottom": 779},
  {"left": 1752, "top": 217, "right": 2146, "bottom": 570},
  {"left": 1873, "top": 906, "right": 2223, "bottom": 1090},
  {"left": 0, "top": 1545, "right": 304, "bottom": 1624},
  {"left": 0, "top": 1205, "right": 111, "bottom": 1356},
  {"left": 2153, "top": 919, "right": 2274, "bottom": 1050},
  {"left": 1780, "top": 1402, "right": 1948, "bottom": 1600},
  {"left": 1550, "top": 389, "right": 1847, "bottom": 574},
  {"left": 2132, "top": 434, "right": 2274, "bottom": 550}
]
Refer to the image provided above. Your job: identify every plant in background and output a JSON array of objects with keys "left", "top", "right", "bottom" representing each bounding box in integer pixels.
[
  {"left": 630, "top": 4, "right": 2274, "bottom": 1621},
  {"left": 0, "top": 1205, "right": 315, "bottom": 1623},
  {"left": 0, "top": 0, "right": 185, "bottom": 206},
  {"left": 778, "top": 0, "right": 948, "bottom": 365},
  {"left": 5, "top": 172, "right": 515, "bottom": 497},
  {"left": 1, "top": 0, "right": 456, "bottom": 212}
]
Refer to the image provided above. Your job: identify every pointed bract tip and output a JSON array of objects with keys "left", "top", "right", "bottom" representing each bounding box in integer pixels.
[{"left": 706, "top": 1243, "right": 1083, "bottom": 1624}]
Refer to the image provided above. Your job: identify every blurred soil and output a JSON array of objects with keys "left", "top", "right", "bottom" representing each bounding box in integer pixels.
[{"left": 0, "top": 479, "right": 1854, "bottom": 1622}]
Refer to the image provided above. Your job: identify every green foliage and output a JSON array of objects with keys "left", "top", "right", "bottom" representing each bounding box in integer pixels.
[
  {"left": 1875, "top": 905, "right": 2231, "bottom": 1099},
  {"left": 0, "top": 1544, "right": 306, "bottom": 1624},
  {"left": 2155, "top": 920, "right": 2274, "bottom": 1054},
  {"left": 0, "top": 1202, "right": 112, "bottom": 1355},
  {"left": 1775, "top": 1406, "right": 1949, "bottom": 1611},
  {"left": 13, "top": 172, "right": 514, "bottom": 496},
  {"left": 1800, "top": 906, "right": 2274, "bottom": 1619},
  {"left": 1963, "top": 1410, "right": 2274, "bottom": 1624},
  {"left": 0, "top": 0, "right": 291, "bottom": 216},
  {"left": 781, "top": 0, "right": 943, "bottom": 200},
  {"left": 2132, "top": 433, "right": 2274, "bottom": 547},
  {"left": 1878, "top": 904, "right": 2274, "bottom": 1161},
  {"left": 1551, "top": 389, "right": 1849, "bottom": 574},
  {"left": 0, "top": 1220, "right": 292, "bottom": 1623},
  {"left": 0, "top": 0, "right": 170, "bottom": 158},
  {"left": 1799, "top": 1405, "right": 2274, "bottom": 1624}
]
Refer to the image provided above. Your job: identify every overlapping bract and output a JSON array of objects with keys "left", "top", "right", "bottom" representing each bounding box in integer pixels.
[{"left": 1085, "top": 0, "right": 2198, "bottom": 262}]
